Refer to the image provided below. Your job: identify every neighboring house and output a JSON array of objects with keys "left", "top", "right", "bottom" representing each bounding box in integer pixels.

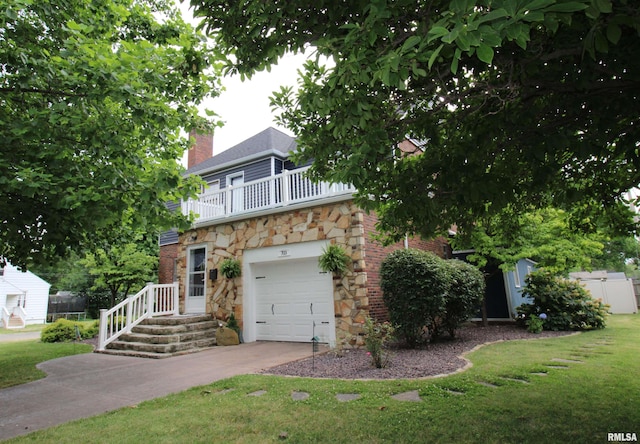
[
  {"left": 159, "top": 127, "right": 450, "bottom": 348},
  {"left": 1, "top": 262, "right": 51, "bottom": 328},
  {"left": 452, "top": 251, "right": 536, "bottom": 320}
]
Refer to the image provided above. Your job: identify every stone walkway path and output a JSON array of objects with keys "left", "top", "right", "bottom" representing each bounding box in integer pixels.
[{"left": 218, "top": 336, "right": 613, "bottom": 403}]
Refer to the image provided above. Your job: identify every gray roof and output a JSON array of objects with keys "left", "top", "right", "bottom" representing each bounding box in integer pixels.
[{"left": 186, "top": 127, "right": 297, "bottom": 175}]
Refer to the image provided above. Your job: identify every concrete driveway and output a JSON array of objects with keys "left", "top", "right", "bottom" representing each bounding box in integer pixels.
[{"left": 0, "top": 342, "right": 318, "bottom": 441}]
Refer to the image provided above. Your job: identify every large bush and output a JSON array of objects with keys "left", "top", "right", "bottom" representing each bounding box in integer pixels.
[
  {"left": 441, "top": 259, "right": 485, "bottom": 338},
  {"left": 381, "top": 249, "right": 486, "bottom": 346},
  {"left": 381, "top": 249, "right": 448, "bottom": 347},
  {"left": 41, "top": 319, "right": 99, "bottom": 343},
  {"left": 517, "top": 271, "right": 609, "bottom": 331}
]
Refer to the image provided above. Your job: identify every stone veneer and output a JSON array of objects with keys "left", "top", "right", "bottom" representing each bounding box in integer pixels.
[{"left": 177, "top": 200, "right": 369, "bottom": 348}]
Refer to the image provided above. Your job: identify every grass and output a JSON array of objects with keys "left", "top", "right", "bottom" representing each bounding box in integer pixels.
[
  {"left": 0, "top": 340, "right": 93, "bottom": 389},
  {"left": 0, "top": 323, "right": 47, "bottom": 334},
  {"left": 0, "top": 320, "right": 96, "bottom": 335},
  {"left": 4, "top": 315, "right": 639, "bottom": 443}
]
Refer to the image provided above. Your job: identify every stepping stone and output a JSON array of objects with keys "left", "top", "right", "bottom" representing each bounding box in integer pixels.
[
  {"left": 477, "top": 381, "right": 499, "bottom": 388},
  {"left": 444, "top": 389, "right": 465, "bottom": 395},
  {"left": 545, "top": 365, "right": 569, "bottom": 369},
  {"left": 247, "top": 390, "right": 267, "bottom": 397},
  {"left": 391, "top": 390, "right": 422, "bottom": 402},
  {"left": 530, "top": 372, "right": 548, "bottom": 376},
  {"left": 291, "top": 391, "right": 310, "bottom": 401},
  {"left": 500, "top": 377, "right": 530, "bottom": 384},
  {"left": 551, "top": 358, "right": 584, "bottom": 364},
  {"left": 336, "top": 393, "right": 361, "bottom": 402},
  {"left": 217, "top": 388, "right": 235, "bottom": 395}
]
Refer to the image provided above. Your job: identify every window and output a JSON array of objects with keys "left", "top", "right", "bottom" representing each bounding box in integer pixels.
[{"left": 202, "top": 179, "right": 220, "bottom": 195}]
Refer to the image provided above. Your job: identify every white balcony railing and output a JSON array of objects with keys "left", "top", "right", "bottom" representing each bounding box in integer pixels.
[{"left": 182, "top": 166, "right": 354, "bottom": 224}]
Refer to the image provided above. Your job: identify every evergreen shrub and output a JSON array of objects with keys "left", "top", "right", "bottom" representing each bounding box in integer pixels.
[{"left": 41, "top": 319, "right": 99, "bottom": 343}]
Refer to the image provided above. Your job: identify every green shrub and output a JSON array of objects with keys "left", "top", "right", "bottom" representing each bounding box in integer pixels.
[
  {"left": 381, "top": 249, "right": 448, "bottom": 347},
  {"left": 526, "top": 314, "right": 545, "bottom": 333},
  {"left": 517, "top": 271, "right": 609, "bottom": 331},
  {"left": 226, "top": 312, "right": 240, "bottom": 335},
  {"left": 441, "top": 259, "right": 485, "bottom": 338},
  {"left": 41, "top": 319, "right": 99, "bottom": 343},
  {"left": 363, "top": 317, "right": 395, "bottom": 368}
]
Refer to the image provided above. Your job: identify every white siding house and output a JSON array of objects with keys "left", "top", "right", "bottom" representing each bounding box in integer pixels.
[{"left": 1, "top": 262, "right": 51, "bottom": 328}]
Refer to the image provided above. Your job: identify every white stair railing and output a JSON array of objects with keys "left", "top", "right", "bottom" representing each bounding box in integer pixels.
[
  {"left": 1, "top": 307, "right": 10, "bottom": 328},
  {"left": 2, "top": 306, "right": 26, "bottom": 329},
  {"left": 98, "top": 282, "right": 179, "bottom": 351},
  {"left": 11, "top": 306, "right": 26, "bottom": 329}
]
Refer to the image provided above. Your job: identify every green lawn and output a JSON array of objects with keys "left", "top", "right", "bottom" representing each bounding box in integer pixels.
[
  {"left": 0, "top": 340, "right": 93, "bottom": 389},
  {"left": 0, "top": 323, "right": 47, "bottom": 334},
  {"left": 5, "top": 315, "right": 639, "bottom": 443}
]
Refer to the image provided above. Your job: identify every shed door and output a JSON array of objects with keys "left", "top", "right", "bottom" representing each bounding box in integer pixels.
[{"left": 254, "top": 259, "right": 333, "bottom": 343}]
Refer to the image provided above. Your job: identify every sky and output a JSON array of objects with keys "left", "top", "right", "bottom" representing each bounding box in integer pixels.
[{"left": 177, "top": 2, "right": 306, "bottom": 155}]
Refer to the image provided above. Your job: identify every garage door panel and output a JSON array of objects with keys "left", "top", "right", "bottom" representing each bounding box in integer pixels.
[{"left": 254, "top": 258, "right": 334, "bottom": 343}]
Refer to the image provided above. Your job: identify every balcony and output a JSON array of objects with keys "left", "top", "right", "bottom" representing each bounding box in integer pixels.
[{"left": 182, "top": 166, "right": 355, "bottom": 225}]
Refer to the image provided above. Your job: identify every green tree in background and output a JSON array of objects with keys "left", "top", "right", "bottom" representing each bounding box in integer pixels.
[
  {"left": 81, "top": 241, "right": 157, "bottom": 308},
  {"left": 1, "top": 0, "right": 221, "bottom": 269},
  {"left": 452, "top": 207, "right": 606, "bottom": 275},
  {"left": 192, "top": 0, "right": 640, "bottom": 243}
]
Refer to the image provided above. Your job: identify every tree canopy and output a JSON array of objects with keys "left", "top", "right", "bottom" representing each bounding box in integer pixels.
[
  {"left": 193, "top": 0, "right": 640, "bottom": 241},
  {"left": 451, "top": 206, "right": 606, "bottom": 274},
  {"left": 1, "top": 0, "right": 220, "bottom": 269}
]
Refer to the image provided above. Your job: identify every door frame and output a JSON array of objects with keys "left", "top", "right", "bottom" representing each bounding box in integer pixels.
[
  {"left": 185, "top": 244, "right": 207, "bottom": 313},
  {"left": 243, "top": 240, "right": 336, "bottom": 346},
  {"left": 226, "top": 172, "right": 245, "bottom": 213}
]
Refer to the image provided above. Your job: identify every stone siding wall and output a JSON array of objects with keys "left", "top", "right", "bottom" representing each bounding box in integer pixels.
[{"left": 177, "top": 200, "right": 369, "bottom": 348}]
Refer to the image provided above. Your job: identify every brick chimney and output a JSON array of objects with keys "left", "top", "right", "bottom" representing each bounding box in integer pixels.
[{"left": 188, "top": 129, "right": 213, "bottom": 168}]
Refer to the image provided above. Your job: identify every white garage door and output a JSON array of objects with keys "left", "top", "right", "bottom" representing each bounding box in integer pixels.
[{"left": 254, "top": 258, "right": 334, "bottom": 343}]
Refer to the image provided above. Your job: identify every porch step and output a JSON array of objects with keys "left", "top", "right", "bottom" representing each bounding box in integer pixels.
[
  {"left": 7, "top": 317, "right": 24, "bottom": 328},
  {"left": 99, "top": 314, "right": 218, "bottom": 359}
]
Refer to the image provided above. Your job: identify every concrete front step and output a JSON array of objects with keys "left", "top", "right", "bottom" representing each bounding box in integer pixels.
[{"left": 101, "top": 314, "right": 218, "bottom": 358}]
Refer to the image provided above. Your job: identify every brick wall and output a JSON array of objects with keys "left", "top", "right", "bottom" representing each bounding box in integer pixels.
[
  {"left": 158, "top": 243, "right": 178, "bottom": 284},
  {"left": 362, "top": 212, "right": 451, "bottom": 321},
  {"left": 187, "top": 130, "right": 213, "bottom": 168}
]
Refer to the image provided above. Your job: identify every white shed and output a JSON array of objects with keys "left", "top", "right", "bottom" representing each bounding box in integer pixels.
[
  {"left": 570, "top": 271, "right": 638, "bottom": 314},
  {"left": 1, "top": 262, "right": 51, "bottom": 327}
]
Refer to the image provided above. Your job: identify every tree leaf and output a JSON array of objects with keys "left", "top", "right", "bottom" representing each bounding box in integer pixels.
[{"left": 476, "top": 44, "right": 494, "bottom": 64}]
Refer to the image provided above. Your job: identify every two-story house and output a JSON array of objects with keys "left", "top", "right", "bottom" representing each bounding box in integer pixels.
[{"left": 159, "top": 127, "right": 449, "bottom": 348}]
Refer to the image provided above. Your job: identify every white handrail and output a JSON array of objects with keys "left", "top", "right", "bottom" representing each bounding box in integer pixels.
[
  {"left": 98, "top": 282, "right": 179, "bottom": 351},
  {"left": 12, "top": 306, "right": 26, "bottom": 328},
  {"left": 1, "top": 306, "right": 26, "bottom": 329},
  {"left": 1, "top": 307, "right": 9, "bottom": 328},
  {"left": 183, "top": 165, "right": 354, "bottom": 224}
]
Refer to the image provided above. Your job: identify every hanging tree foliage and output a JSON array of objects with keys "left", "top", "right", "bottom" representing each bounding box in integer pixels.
[
  {"left": 192, "top": 0, "right": 640, "bottom": 242},
  {"left": 1, "top": 0, "right": 221, "bottom": 269}
]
